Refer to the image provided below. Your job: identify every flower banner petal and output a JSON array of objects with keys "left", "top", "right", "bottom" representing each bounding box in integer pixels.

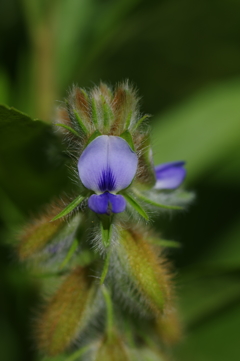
[
  {"left": 78, "top": 135, "right": 138, "bottom": 193},
  {"left": 154, "top": 161, "right": 186, "bottom": 190},
  {"left": 107, "top": 136, "right": 138, "bottom": 192}
]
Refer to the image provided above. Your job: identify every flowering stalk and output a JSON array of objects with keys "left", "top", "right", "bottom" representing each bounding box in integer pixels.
[{"left": 18, "top": 82, "right": 193, "bottom": 360}]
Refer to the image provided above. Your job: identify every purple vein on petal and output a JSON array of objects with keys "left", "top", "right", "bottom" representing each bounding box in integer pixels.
[{"left": 98, "top": 168, "right": 116, "bottom": 192}]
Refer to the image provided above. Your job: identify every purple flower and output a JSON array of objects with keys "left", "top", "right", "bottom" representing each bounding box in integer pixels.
[
  {"left": 154, "top": 161, "right": 186, "bottom": 190},
  {"left": 78, "top": 135, "right": 138, "bottom": 214}
]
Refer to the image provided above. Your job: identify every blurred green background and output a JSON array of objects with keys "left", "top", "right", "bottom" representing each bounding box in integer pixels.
[{"left": 0, "top": 0, "right": 240, "bottom": 360}]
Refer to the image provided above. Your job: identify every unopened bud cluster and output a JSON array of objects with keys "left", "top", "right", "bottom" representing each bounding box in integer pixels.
[{"left": 18, "top": 82, "right": 193, "bottom": 360}]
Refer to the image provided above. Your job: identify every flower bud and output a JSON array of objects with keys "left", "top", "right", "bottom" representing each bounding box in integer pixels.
[
  {"left": 36, "top": 266, "right": 97, "bottom": 356},
  {"left": 18, "top": 207, "right": 64, "bottom": 261},
  {"left": 17, "top": 201, "right": 80, "bottom": 262},
  {"left": 116, "top": 229, "right": 172, "bottom": 316}
]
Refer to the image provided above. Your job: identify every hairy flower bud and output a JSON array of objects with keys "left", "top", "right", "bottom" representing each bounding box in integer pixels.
[
  {"left": 36, "top": 266, "right": 97, "bottom": 356},
  {"left": 114, "top": 228, "right": 172, "bottom": 316},
  {"left": 18, "top": 203, "right": 65, "bottom": 261},
  {"left": 18, "top": 201, "right": 81, "bottom": 264}
]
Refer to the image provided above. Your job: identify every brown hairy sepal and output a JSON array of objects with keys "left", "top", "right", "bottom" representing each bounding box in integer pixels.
[
  {"left": 115, "top": 227, "right": 173, "bottom": 316},
  {"left": 35, "top": 266, "right": 97, "bottom": 356},
  {"left": 17, "top": 199, "right": 72, "bottom": 261}
]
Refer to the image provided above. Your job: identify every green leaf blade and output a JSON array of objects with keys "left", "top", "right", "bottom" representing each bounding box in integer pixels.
[
  {"left": 0, "top": 105, "right": 68, "bottom": 211},
  {"left": 134, "top": 190, "right": 182, "bottom": 210},
  {"left": 74, "top": 111, "right": 89, "bottom": 135},
  {"left": 120, "top": 130, "right": 135, "bottom": 150},
  {"left": 51, "top": 195, "right": 85, "bottom": 221},
  {"left": 55, "top": 123, "right": 80, "bottom": 138},
  {"left": 123, "top": 193, "right": 149, "bottom": 220}
]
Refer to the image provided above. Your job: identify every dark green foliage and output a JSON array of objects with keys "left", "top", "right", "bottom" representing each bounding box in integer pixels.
[{"left": 0, "top": 105, "right": 69, "bottom": 212}]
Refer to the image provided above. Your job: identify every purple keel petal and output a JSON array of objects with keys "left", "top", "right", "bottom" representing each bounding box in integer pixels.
[
  {"left": 154, "top": 161, "right": 186, "bottom": 190},
  {"left": 88, "top": 192, "right": 126, "bottom": 214},
  {"left": 78, "top": 135, "right": 138, "bottom": 193},
  {"left": 88, "top": 193, "right": 109, "bottom": 214},
  {"left": 108, "top": 193, "right": 126, "bottom": 213}
]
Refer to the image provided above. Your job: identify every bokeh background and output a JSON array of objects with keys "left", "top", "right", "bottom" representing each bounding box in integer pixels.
[{"left": 1, "top": 0, "right": 240, "bottom": 360}]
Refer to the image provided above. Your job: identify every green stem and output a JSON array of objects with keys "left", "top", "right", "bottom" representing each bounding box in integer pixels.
[
  {"left": 100, "top": 251, "right": 111, "bottom": 284},
  {"left": 60, "top": 238, "right": 78, "bottom": 269},
  {"left": 102, "top": 285, "right": 113, "bottom": 342},
  {"left": 100, "top": 215, "right": 113, "bottom": 248}
]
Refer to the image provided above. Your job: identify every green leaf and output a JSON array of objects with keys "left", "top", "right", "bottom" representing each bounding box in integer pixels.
[
  {"left": 55, "top": 123, "right": 80, "bottom": 137},
  {"left": 133, "top": 190, "right": 182, "bottom": 210},
  {"left": 152, "top": 79, "right": 240, "bottom": 184},
  {"left": 51, "top": 195, "right": 85, "bottom": 221},
  {"left": 0, "top": 105, "right": 68, "bottom": 211},
  {"left": 132, "top": 114, "right": 149, "bottom": 131},
  {"left": 54, "top": 0, "right": 95, "bottom": 91},
  {"left": 0, "top": 104, "right": 50, "bottom": 150},
  {"left": 123, "top": 193, "right": 149, "bottom": 220},
  {"left": 198, "top": 216, "right": 240, "bottom": 270},
  {"left": 120, "top": 130, "right": 135, "bottom": 150},
  {"left": 178, "top": 272, "right": 240, "bottom": 326},
  {"left": 175, "top": 273, "right": 240, "bottom": 361},
  {"left": 0, "top": 69, "right": 10, "bottom": 105},
  {"left": 73, "top": 110, "right": 89, "bottom": 135}
]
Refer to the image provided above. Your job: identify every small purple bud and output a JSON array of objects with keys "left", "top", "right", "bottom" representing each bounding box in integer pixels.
[{"left": 154, "top": 161, "right": 186, "bottom": 190}]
